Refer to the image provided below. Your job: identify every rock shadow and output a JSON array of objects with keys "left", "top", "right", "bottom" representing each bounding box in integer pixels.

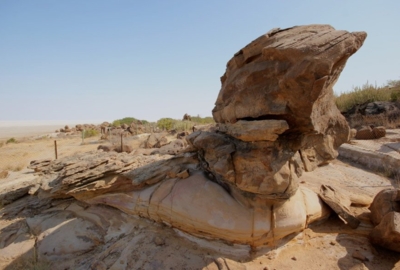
[{"left": 309, "top": 215, "right": 399, "bottom": 270}]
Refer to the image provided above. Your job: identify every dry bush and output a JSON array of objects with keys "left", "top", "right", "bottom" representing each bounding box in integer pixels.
[
  {"left": 335, "top": 82, "right": 399, "bottom": 112},
  {"left": 83, "top": 129, "right": 99, "bottom": 138}
]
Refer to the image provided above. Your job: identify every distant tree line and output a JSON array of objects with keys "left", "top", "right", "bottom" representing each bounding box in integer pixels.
[{"left": 111, "top": 115, "right": 215, "bottom": 132}]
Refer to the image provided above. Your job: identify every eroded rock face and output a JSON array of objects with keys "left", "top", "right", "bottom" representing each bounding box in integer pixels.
[
  {"left": 368, "top": 189, "right": 400, "bottom": 252},
  {"left": 188, "top": 24, "right": 366, "bottom": 198}
]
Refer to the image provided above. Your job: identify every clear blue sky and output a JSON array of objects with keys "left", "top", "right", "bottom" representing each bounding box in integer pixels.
[{"left": 1, "top": 1, "right": 399, "bottom": 122}]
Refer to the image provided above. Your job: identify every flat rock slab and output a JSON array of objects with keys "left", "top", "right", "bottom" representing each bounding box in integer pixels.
[
  {"left": 339, "top": 130, "right": 400, "bottom": 176},
  {"left": 319, "top": 184, "right": 360, "bottom": 229}
]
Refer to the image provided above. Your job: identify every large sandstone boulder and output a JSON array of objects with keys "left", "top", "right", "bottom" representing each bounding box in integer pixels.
[
  {"left": 142, "top": 133, "right": 169, "bottom": 148},
  {"left": 189, "top": 24, "right": 366, "bottom": 198},
  {"left": 370, "top": 211, "right": 400, "bottom": 252},
  {"left": 152, "top": 139, "right": 187, "bottom": 155},
  {"left": 369, "top": 188, "right": 400, "bottom": 226},
  {"left": 368, "top": 188, "right": 400, "bottom": 252}
]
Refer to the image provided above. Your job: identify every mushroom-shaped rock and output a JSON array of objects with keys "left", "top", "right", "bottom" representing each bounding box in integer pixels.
[{"left": 189, "top": 24, "right": 366, "bottom": 198}]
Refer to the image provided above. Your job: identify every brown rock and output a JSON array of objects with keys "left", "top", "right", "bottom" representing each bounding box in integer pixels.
[
  {"left": 188, "top": 24, "right": 365, "bottom": 198},
  {"left": 373, "top": 126, "right": 386, "bottom": 139},
  {"left": 213, "top": 25, "right": 365, "bottom": 138},
  {"left": 75, "top": 124, "right": 83, "bottom": 131},
  {"left": 355, "top": 126, "right": 375, "bottom": 140},
  {"left": 370, "top": 212, "right": 400, "bottom": 252},
  {"left": 144, "top": 133, "right": 168, "bottom": 148},
  {"left": 369, "top": 188, "right": 400, "bottom": 226},
  {"left": 114, "top": 144, "right": 134, "bottom": 153},
  {"left": 97, "top": 144, "right": 115, "bottom": 152},
  {"left": 155, "top": 139, "right": 187, "bottom": 155}
]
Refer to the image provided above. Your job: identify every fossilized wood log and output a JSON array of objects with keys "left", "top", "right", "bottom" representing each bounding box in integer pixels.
[{"left": 319, "top": 184, "right": 360, "bottom": 229}]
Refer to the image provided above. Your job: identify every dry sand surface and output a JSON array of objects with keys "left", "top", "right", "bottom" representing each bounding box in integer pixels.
[{"left": 0, "top": 122, "right": 108, "bottom": 172}]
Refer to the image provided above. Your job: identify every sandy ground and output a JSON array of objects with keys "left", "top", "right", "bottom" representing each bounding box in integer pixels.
[{"left": 0, "top": 134, "right": 102, "bottom": 172}]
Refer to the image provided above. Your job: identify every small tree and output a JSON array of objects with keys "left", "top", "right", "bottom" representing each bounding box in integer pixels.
[{"left": 157, "top": 118, "right": 175, "bottom": 131}]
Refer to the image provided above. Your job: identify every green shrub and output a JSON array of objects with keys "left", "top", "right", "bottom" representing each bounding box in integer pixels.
[
  {"left": 112, "top": 117, "right": 149, "bottom": 127},
  {"left": 335, "top": 81, "right": 397, "bottom": 112},
  {"left": 6, "top": 137, "right": 17, "bottom": 144},
  {"left": 157, "top": 118, "right": 175, "bottom": 131},
  {"left": 83, "top": 129, "right": 99, "bottom": 138},
  {"left": 174, "top": 120, "right": 195, "bottom": 131}
]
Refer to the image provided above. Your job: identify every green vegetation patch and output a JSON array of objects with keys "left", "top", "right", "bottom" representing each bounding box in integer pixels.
[
  {"left": 335, "top": 80, "right": 400, "bottom": 113},
  {"left": 83, "top": 129, "right": 99, "bottom": 138},
  {"left": 6, "top": 137, "right": 17, "bottom": 144},
  {"left": 112, "top": 117, "right": 149, "bottom": 127},
  {"left": 157, "top": 116, "right": 215, "bottom": 131}
]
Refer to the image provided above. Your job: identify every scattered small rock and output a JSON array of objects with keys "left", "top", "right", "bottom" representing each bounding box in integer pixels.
[
  {"left": 330, "top": 241, "right": 336, "bottom": 246},
  {"left": 153, "top": 236, "right": 165, "bottom": 246},
  {"left": 291, "top": 256, "right": 297, "bottom": 261}
]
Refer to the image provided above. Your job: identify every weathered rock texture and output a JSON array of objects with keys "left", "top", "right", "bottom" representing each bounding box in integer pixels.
[
  {"left": 369, "top": 189, "right": 400, "bottom": 252},
  {"left": 189, "top": 24, "right": 366, "bottom": 199}
]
